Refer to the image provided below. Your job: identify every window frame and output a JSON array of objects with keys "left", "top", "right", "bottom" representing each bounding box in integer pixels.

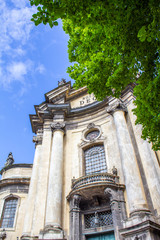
[
  {"left": 84, "top": 144, "right": 107, "bottom": 175},
  {"left": 0, "top": 195, "right": 20, "bottom": 230}
]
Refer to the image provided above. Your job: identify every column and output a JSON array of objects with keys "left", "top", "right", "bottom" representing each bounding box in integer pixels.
[
  {"left": 113, "top": 109, "right": 148, "bottom": 215},
  {"left": 31, "top": 123, "right": 52, "bottom": 236},
  {"left": 106, "top": 114, "right": 124, "bottom": 183},
  {"left": 22, "top": 130, "right": 43, "bottom": 238},
  {"left": 127, "top": 102, "right": 160, "bottom": 214},
  {"left": 44, "top": 122, "right": 65, "bottom": 238}
]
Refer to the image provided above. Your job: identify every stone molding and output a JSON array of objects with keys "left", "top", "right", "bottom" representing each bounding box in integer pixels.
[
  {"left": 0, "top": 178, "right": 30, "bottom": 188},
  {"left": 51, "top": 122, "right": 65, "bottom": 133},
  {"left": 106, "top": 100, "right": 127, "bottom": 114}
]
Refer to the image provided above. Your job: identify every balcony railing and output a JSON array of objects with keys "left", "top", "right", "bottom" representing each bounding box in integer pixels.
[{"left": 71, "top": 172, "right": 119, "bottom": 190}]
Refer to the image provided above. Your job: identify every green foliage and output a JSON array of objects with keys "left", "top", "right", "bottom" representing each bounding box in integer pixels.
[{"left": 29, "top": 0, "right": 160, "bottom": 150}]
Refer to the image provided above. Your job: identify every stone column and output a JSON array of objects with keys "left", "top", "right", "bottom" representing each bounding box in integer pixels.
[
  {"left": 22, "top": 130, "right": 43, "bottom": 238},
  {"left": 31, "top": 123, "right": 52, "bottom": 236},
  {"left": 69, "top": 195, "right": 81, "bottom": 240},
  {"left": 127, "top": 102, "right": 160, "bottom": 214},
  {"left": 43, "top": 122, "right": 65, "bottom": 239},
  {"left": 113, "top": 108, "right": 148, "bottom": 215}
]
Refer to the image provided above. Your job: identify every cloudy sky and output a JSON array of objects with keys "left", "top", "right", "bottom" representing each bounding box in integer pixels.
[{"left": 0, "top": 0, "right": 72, "bottom": 170}]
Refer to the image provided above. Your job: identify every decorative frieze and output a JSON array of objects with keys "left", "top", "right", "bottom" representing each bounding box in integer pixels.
[{"left": 51, "top": 122, "right": 65, "bottom": 132}]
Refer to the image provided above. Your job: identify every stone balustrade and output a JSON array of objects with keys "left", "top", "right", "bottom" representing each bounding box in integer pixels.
[{"left": 71, "top": 172, "right": 119, "bottom": 190}]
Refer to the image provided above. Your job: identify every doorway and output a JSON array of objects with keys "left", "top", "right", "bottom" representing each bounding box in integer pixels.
[{"left": 86, "top": 232, "right": 115, "bottom": 240}]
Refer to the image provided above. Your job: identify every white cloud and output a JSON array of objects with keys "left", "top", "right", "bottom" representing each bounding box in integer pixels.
[
  {"left": 36, "top": 64, "right": 46, "bottom": 74},
  {"left": 0, "top": 60, "right": 33, "bottom": 88},
  {"left": 0, "top": 0, "right": 45, "bottom": 95},
  {"left": 7, "top": 62, "right": 27, "bottom": 81}
]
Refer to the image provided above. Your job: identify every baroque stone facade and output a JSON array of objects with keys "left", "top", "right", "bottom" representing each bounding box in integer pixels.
[{"left": 0, "top": 81, "right": 160, "bottom": 240}]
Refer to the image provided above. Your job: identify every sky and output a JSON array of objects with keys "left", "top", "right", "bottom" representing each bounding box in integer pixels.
[{"left": 0, "top": 0, "right": 72, "bottom": 170}]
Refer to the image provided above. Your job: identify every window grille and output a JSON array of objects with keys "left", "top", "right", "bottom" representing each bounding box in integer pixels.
[
  {"left": 1, "top": 198, "right": 18, "bottom": 228},
  {"left": 84, "top": 145, "right": 107, "bottom": 175},
  {"left": 84, "top": 210, "right": 113, "bottom": 229}
]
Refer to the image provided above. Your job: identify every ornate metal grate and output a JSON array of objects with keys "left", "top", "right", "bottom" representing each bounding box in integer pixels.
[
  {"left": 84, "top": 145, "right": 107, "bottom": 175},
  {"left": 84, "top": 210, "right": 113, "bottom": 229}
]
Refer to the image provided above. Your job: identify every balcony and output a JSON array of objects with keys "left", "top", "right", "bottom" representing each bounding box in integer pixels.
[{"left": 71, "top": 172, "right": 119, "bottom": 191}]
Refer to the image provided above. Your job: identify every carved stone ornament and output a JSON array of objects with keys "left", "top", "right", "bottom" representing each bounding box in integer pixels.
[
  {"left": 72, "top": 194, "right": 81, "bottom": 208},
  {"left": 33, "top": 130, "right": 43, "bottom": 145},
  {"left": 0, "top": 229, "right": 6, "bottom": 240},
  {"left": 106, "top": 100, "right": 127, "bottom": 114},
  {"left": 104, "top": 188, "right": 117, "bottom": 202},
  {"left": 5, "top": 152, "right": 14, "bottom": 167},
  {"left": 112, "top": 166, "right": 118, "bottom": 176},
  {"left": 87, "top": 122, "right": 95, "bottom": 129},
  {"left": 51, "top": 122, "right": 65, "bottom": 132},
  {"left": 58, "top": 78, "right": 66, "bottom": 86}
]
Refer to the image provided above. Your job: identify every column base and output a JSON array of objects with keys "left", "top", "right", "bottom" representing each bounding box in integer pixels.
[
  {"left": 21, "top": 233, "right": 38, "bottom": 240},
  {"left": 129, "top": 208, "right": 151, "bottom": 218},
  {"left": 39, "top": 225, "right": 64, "bottom": 239}
]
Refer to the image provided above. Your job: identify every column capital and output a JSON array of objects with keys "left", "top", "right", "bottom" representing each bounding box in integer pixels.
[
  {"left": 33, "top": 129, "right": 43, "bottom": 146},
  {"left": 106, "top": 100, "right": 127, "bottom": 114},
  {"left": 51, "top": 121, "right": 65, "bottom": 133}
]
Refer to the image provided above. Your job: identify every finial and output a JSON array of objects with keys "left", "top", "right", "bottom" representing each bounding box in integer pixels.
[{"left": 5, "top": 152, "right": 14, "bottom": 167}]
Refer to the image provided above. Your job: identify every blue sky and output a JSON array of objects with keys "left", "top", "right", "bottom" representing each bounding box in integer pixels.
[{"left": 0, "top": 0, "right": 72, "bottom": 170}]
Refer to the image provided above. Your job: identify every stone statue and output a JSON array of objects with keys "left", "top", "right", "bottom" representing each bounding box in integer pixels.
[
  {"left": 112, "top": 166, "right": 118, "bottom": 176},
  {"left": 58, "top": 78, "right": 66, "bottom": 86},
  {"left": 0, "top": 229, "right": 6, "bottom": 239},
  {"left": 5, "top": 152, "right": 14, "bottom": 167}
]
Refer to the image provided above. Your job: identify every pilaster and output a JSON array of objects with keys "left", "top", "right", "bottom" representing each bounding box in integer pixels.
[
  {"left": 69, "top": 194, "right": 81, "bottom": 240},
  {"left": 22, "top": 130, "right": 43, "bottom": 238}
]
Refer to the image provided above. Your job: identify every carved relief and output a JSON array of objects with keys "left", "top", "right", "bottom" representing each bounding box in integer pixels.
[
  {"left": 72, "top": 194, "right": 81, "bottom": 209},
  {"left": 104, "top": 188, "right": 118, "bottom": 202},
  {"left": 51, "top": 122, "right": 65, "bottom": 132},
  {"left": 106, "top": 100, "right": 127, "bottom": 114},
  {"left": 87, "top": 123, "right": 96, "bottom": 129},
  {"left": 33, "top": 129, "right": 43, "bottom": 145}
]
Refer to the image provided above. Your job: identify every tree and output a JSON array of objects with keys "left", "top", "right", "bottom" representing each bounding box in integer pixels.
[{"left": 29, "top": 0, "right": 160, "bottom": 150}]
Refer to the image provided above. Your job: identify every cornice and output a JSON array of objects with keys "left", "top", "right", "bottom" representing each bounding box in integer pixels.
[
  {"left": 0, "top": 178, "right": 30, "bottom": 188},
  {"left": 30, "top": 82, "right": 135, "bottom": 133},
  {"left": 0, "top": 164, "right": 32, "bottom": 175}
]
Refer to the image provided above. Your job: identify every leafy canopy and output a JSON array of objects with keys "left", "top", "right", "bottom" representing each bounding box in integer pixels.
[{"left": 30, "top": 0, "right": 160, "bottom": 150}]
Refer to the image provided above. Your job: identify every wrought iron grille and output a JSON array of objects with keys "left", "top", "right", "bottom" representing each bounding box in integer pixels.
[
  {"left": 84, "top": 210, "right": 113, "bottom": 229},
  {"left": 84, "top": 145, "right": 107, "bottom": 175}
]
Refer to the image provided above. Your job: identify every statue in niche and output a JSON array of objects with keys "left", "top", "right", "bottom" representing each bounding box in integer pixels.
[{"left": 5, "top": 152, "right": 14, "bottom": 167}]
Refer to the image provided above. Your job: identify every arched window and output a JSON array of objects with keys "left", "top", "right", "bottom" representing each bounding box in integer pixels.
[
  {"left": 84, "top": 145, "right": 107, "bottom": 175},
  {"left": 0, "top": 197, "right": 18, "bottom": 228}
]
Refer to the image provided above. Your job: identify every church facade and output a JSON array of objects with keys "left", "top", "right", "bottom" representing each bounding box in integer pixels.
[{"left": 0, "top": 81, "right": 160, "bottom": 240}]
